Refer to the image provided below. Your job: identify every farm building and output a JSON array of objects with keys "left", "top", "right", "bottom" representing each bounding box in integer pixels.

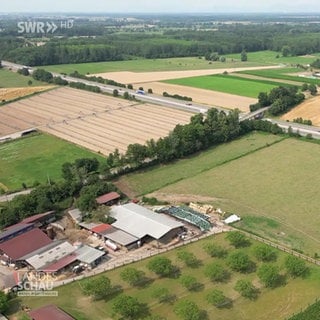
[
  {"left": 0, "top": 211, "right": 55, "bottom": 244},
  {"left": 0, "top": 228, "right": 52, "bottom": 264},
  {"left": 23, "top": 241, "right": 76, "bottom": 271},
  {"left": 0, "top": 223, "right": 35, "bottom": 244},
  {"left": 96, "top": 191, "right": 120, "bottom": 205},
  {"left": 19, "top": 211, "right": 55, "bottom": 227},
  {"left": 28, "top": 304, "right": 75, "bottom": 320},
  {"left": 157, "top": 206, "right": 212, "bottom": 231},
  {"left": 74, "top": 244, "right": 105, "bottom": 268},
  {"left": 110, "top": 203, "right": 184, "bottom": 243}
]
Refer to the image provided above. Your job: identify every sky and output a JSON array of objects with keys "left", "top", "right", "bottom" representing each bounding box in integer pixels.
[{"left": 1, "top": 0, "right": 320, "bottom": 13}]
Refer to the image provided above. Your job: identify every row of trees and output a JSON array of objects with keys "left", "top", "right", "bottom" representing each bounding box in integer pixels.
[
  {"left": 105, "top": 109, "right": 242, "bottom": 170},
  {"left": 162, "top": 91, "right": 192, "bottom": 101}
]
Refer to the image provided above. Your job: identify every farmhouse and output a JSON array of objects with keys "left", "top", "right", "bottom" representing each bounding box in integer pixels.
[
  {"left": 110, "top": 203, "right": 184, "bottom": 243},
  {"left": 28, "top": 304, "right": 75, "bottom": 320}
]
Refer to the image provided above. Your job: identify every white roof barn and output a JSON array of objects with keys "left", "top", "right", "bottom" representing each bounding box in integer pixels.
[{"left": 110, "top": 203, "right": 183, "bottom": 240}]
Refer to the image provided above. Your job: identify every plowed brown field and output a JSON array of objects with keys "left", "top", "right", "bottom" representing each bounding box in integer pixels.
[
  {"left": 0, "top": 87, "right": 192, "bottom": 155},
  {"left": 281, "top": 95, "right": 320, "bottom": 126}
]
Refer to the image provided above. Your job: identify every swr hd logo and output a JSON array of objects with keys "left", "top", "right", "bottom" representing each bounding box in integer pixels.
[{"left": 17, "top": 20, "right": 74, "bottom": 34}]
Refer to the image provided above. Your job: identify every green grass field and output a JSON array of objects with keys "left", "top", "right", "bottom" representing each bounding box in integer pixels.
[
  {"left": 7, "top": 233, "right": 320, "bottom": 320},
  {"left": 157, "top": 138, "right": 320, "bottom": 255},
  {"left": 225, "top": 50, "right": 320, "bottom": 65},
  {"left": 0, "top": 69, "right": 47, "bottom": 88},
  {"left": 165, "top": 74, "right": 289, "bottom": 98},
  {"left": 43, "top": 57, "right": 267, "bottom": 75},
  {"left": 0, "top": 134, "right": 104, "bottom": 191},
  {"left": 237, "top": 67, "right": 320, "bottom": 85},
  {"left": 116, "top": 132, "right": 284, "bottom": 196}
]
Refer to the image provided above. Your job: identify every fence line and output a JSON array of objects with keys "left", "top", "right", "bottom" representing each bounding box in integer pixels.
[{"left": 237, "top": 229, "right": 320, "bottom": 266}]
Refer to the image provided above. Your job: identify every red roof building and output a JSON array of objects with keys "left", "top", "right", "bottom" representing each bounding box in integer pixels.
[
  {"left": 96, "top": 192, "right": 120, "bottom": 205},
  {"left": 0, "top": 228, "right": 52, "bottom": 261},
  {"left": 90, "top": 223, "right": 112, "bottom": 234},
  {"left": 29, "top": 305, "right": 75, "bottom": 320},
  {"left": 20, "top": 211, "right": 55, "bottom": 225},
  {"left": 42, "top": 253, "right": 78, "bottom": 273}
]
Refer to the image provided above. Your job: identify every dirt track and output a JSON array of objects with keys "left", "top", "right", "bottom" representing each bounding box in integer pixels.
[
  {"left": 281, "top": 95, "right": 320, "bottom": 126},
  {"left": 0, "top": 87, "right": 193, "bottom": 155},
  {"left": 140, "top": 82, "right": 255, "bottom": 112}
]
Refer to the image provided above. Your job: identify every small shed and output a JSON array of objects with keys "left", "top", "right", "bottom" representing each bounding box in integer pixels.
[{"left": 96, "top": 192, "right": 120, "bottom": 205}]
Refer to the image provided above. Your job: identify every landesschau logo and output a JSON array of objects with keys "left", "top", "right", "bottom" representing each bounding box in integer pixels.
[
  {"left": 15, "top": 271, "right": 58, "bottom": 297},
  {"left": 17, "top": 20, "right": 74, "bottom": 34}
]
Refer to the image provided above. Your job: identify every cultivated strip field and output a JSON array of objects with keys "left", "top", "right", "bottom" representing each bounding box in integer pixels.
[
  {"left": 281, "top": 95, "right": 320, "bottom": 126},
  {"left": 140, "top": 81, "right": 256, "bottom": 111},
  {"left": 93, "top": 65, "right": 281, "bottom": 84},
  {"left": 0, "top": 87, "right": 192, "bottom": 155}
]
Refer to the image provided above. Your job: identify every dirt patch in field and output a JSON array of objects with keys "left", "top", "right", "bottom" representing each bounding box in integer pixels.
[
  {"left": 140, "top": 81, "right": 255, "bottom": 112},
  {"left": 0, "top": 86, "right": 53, "bottom": 102},
  {"left": 146, "top": 192, "right": 225, "bottom": 205},
  {"left": 93, "top": 65, "right": 281, "bottom": 85},
  {"left": 281, "top": 95, "right": 320, "bottom": 126}
]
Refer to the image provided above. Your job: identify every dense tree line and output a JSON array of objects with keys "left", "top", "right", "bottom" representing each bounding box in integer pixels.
[
  {"left": 250, "top": 86, "right": 305, "bottom": 115},
  {"left": 2, "top": 23, "right": 320, "bottom": 66},
  {"left": 104, "top": 108, "right": 283, "bottom": 175}
]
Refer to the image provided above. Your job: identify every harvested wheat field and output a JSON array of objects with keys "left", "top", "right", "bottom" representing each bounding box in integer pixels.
[
  {"left": 93, "top": 65, "right": 280, "bottom": 84},
  {"left": 0, "top": 86, "right": 53, "bottom": 102},
  {"left": 139, "top": 81, "right": 255, "bottom": 112},
  {"left": 281, "top": 95, "right": 320, "bottom": 126},
  {"left": 0, "top": 87, "right": 192, "bottom": 155}
]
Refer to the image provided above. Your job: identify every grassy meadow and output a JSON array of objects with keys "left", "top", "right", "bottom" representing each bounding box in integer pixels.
[
  {"left": 158, "top": 138, "right": 320, "bottom": 255},
  {"left": 0, "top": 69, "right": 47, "bottom": 88},
  {"left": 116, "top": 132, "right": 284, "bottom": 196},
  {"left": 225, "top": 50, "right": 320, "bottom": 65},
  {"left": 165, "top": 74, "right": 289, "bottom": 98},
  {"left": 0, "top": 134, "right": 104, "bottom": 191},
  {"left": 7, "top": 233, "right": 320, "bottom": 320},
  {"left": 43, "top": 57, "right": 266, "bottom": 75}
]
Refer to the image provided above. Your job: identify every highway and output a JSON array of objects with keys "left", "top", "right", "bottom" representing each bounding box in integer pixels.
[
  {"left": 3, "top": 60, "right": 320, "bottom": 139},
  {"left": 2, "top": 60, "right": 223, "bottom": 114}
]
